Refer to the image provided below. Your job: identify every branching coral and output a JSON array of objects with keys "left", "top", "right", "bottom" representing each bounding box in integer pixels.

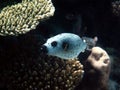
[
  {"left": 0, "top": 54, "right": 84, "bottom": 89},
  {"left": 0, "top": 0, "right": 55, "bottom": 36}
]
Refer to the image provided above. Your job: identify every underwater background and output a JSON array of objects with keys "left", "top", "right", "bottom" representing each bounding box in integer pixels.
[{"left": 0, "top": 0, "right": 120, "bottom": 90}]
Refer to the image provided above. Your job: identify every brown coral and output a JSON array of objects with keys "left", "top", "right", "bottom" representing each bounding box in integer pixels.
[
  {"left": 75, "top": 47, "right": 111, "bottom": 90},
  {"left": 0, "top": 0, "right": 55, "bottom": 36},
  {"left": 0, "top": 54, "right": 84, "bottom": 90}
]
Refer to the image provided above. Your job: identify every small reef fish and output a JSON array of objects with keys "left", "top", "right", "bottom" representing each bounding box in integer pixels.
[
  {"left": 82, "top": 36, "right": 98, "bottom": 50},
  {"left": 40, "top": 33, "right": 87, "bottom": 60}
]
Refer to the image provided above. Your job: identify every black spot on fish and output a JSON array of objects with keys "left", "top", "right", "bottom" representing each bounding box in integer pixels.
[{"left": 62, "top": 41, "right": 69, "bottom": 51}]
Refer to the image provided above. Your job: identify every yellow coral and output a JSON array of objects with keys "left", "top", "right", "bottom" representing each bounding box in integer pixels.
[
  {"left": 0, "top": 0, "right": 55, "bottom": 36},
  {"left": 3, "top": 54, "right": 84, "bottom": 89}
]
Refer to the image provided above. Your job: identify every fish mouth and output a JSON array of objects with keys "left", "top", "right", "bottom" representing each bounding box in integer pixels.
[{"left": 40, "top": 45, "right": 48, "bottom": 53}]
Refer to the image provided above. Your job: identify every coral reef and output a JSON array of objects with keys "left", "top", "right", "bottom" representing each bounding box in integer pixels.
[
  {"left": 0, "top": 0, "right": 120, "bottom": 90},
  {"left": 75, "top": 47, "right": 111, "bottom": 90},
  {"left": 0, "top": 0, "right": 55, "bottom": 36},
  {"left": 0, "top": 53, "right": 84, "bottom": 89}
]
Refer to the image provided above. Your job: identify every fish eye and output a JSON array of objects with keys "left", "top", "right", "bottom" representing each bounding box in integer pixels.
[
  {"left": 62, "top": 41, "right": 69, "bottom": 51},
  {"left": 51, "top": 41, "right": 57, "bottom": 47}
]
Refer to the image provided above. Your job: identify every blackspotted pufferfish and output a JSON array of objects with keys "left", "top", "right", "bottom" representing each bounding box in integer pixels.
[{"left": 41, "top": 33, "right": 88, "bottom": 60}]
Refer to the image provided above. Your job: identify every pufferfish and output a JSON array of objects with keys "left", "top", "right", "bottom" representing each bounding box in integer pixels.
[{"left": 40, "top": 33, "right": 87, "bottom": 60}]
